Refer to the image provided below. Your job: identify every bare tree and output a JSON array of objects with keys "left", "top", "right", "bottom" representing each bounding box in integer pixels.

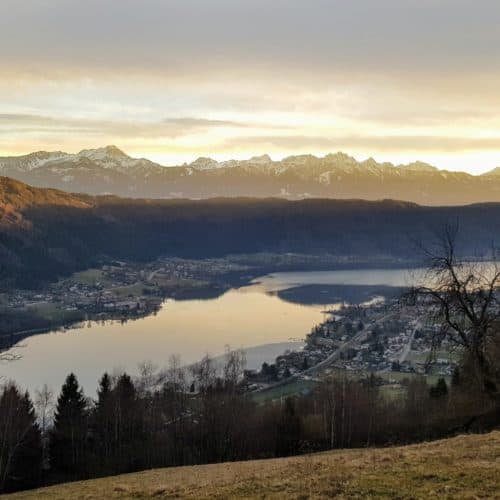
[
  {"left": 165, "top": 354, "right": 187, "bottom": 393},
  {"left": 34, "top": 384, "right": 54, "bottom": 472},
  {"left": 222, "top": 346, "right": 246, "bottom": 392},
  {"left": 410, "top": 224, "right": 500, "bottom": 399},
  {"left": 136, "top": 361, "right": 160, "bottom": 396},
  {"left": 34, "top": 384, "right": 54, "bottom": 435},
  {"left": 190, "top": 354, "right": 217, "bottom": 393}
]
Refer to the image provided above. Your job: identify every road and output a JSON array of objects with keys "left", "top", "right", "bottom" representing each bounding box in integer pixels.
[
  {"left": 147, "top": 269, "right": 161, "bottom": 282},
  {"left": 254, "top": 311, "right": 396, "bottom": 394},
  {"left": 398, "top": 321, "right": 422, "bottom": 363},
  {"left": 304, "top": 311, "right": 396, "bottom": 376}
]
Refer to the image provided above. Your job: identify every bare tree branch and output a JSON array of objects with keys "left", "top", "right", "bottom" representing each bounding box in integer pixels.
[{"left": 409, "top": 226, "right": 500, "bottom": 399}]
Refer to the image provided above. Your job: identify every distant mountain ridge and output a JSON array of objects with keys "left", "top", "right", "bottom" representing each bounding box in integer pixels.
[{"left": 1, "top": 146, "right": 500, "bottom": 205}]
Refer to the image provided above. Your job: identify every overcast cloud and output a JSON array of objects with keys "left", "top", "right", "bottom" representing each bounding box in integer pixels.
[{"left": 1, "top": 1, "right": 500, "bottom": 172}]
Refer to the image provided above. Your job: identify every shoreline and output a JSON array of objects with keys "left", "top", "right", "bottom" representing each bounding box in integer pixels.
[{"left": 1, "top": 257, "right": 420, "bottom": 350}]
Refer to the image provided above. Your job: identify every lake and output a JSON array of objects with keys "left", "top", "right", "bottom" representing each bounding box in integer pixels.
[{"left": 1, "top": 267, "right": 417, "bottom": 395}]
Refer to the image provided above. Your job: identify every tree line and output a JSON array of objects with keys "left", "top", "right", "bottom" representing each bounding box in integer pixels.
[
  {"left": 1, "top": 230, "right": 499, "bottom": 494},
  {"left": 3, "top": 194, "right": 500, "bottom": 288},
  {"left": 1, "top": 349, "right": 498, "bottom": 494}
]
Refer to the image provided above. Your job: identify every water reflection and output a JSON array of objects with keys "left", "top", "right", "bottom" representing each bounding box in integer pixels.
[
  {"left": 1, "top": 268, "right": 417, "bottom": 395},
  {"left": 2, "top": 288, "right": 325, "bottom": 395}
]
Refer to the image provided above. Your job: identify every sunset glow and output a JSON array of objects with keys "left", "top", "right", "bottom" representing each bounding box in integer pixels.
[{"left": 2, "top": 0, "right": 500, "bottom": 173}]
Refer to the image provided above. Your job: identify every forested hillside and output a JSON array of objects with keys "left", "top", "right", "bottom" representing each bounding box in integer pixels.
[{"left": 1, "top": 176, "right": 500, "bottom": 288}]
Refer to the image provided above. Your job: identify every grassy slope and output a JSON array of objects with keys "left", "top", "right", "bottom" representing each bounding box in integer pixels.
[{"left": 7, "top": 431, "right": 500, "bottom": 499}]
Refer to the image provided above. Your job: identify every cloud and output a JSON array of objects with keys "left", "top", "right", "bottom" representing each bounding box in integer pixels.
[
  {"left": 162, "top": 118, "right": 247, "bottom": 128},
  {"left": 0, "top": 113, "right": 261, "bottom": 139},
  {"left": 1, "top": 0, "right": 500, "bottom": 79},
  {"left": 2, "top": 1, "right": 500, "bottom": 171},
  {"left": 0, "top": 114, "right": 58, "bottom": 124},
  {"left": 222, "top": 134, "right": 500, "bottom": 154}
]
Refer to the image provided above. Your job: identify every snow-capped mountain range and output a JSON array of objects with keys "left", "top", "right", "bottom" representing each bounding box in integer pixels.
[{"left": 1, "top": 145, "right": 499, "bottom": 205}]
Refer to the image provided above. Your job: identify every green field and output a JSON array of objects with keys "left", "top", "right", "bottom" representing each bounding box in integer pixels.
[
  {"left": 111, "top": 283, "right": 150, "bottom": 299},
  {"left": 26, "top": 302, "right": 84, "bottom": 324},
  {"left": 378, "top": 370, "right": 450, "bottom": 386},
  {"left": 251, "top": 379, "right": 318, "bottom": 404},
  {"left": 407, "top": 349, "right": 461, "bottom": 364},
  {"left": 70, "top": 268, "right": 105, "bottom": 285}
]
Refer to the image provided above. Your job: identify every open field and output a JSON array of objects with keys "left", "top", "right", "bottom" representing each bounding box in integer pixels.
[
  {"left": 111, "top": 283, "right": 151, "bottom": 299},
  {"left": 7, "top": 431, "right": 500, "bottom": 499},
  {"left": 70, "top": 268, "right": 106, "bottom": 286},
  {"left": 252, "top": 368, "right": 452, "bottom": 406},
  {"left": 26, "top": 302, "right": 84, "bottom": 324},
  {"left": 251, "top": 378, "right": 318, "bottom": 404}
]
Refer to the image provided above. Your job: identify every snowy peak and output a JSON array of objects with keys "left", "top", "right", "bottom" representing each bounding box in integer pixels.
[
  {"left": 282, "top": 154, "right": 320, "bottom": 165},
  {"left": 401, "top": 161, "right": 438, "bottom": 173},
  {"left": 77, "top": 145, "right": 129, "bottom": 162},
  {"left": 0, "top": 150, "right": 68, "bottom": 173},
  {"left": 1, "top": 146, "right": 500, "bottom": 205},
  {"left": 324, "top": 152, "right": 357, "bottom": 164},
  {"left": 248, "top": 154, "right": 272, "bottom": 164},
  {"left": 189, "top": 157, "right": 220, "bottom": 170},
  {"left": 0, "top": 146, "right": 135, "bottom": 174},
  {"left": 52, "top": 146, "right": 164, "bottom": 174},
  {"left": 189, "top": 154, "right": 274, "bottom": 170},
  {"left": 484, "top": 167, "right": 500, "bottom": 177}
]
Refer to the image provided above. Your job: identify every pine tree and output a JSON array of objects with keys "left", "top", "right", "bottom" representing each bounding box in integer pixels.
[
  {"left": 451, "top": 366, "right": 461, "bottom": 387},
  {"left": 112, "top": 373, "right": 142, "bottom": 472},
  {"left": 50, "top": 373, "right": 88, "bottom": 479},
  {"left": 92, "top": 373, "right": 113, "bottom": 470},
  {"left": 97, "top": 373, "right": 112, "bottom": 405},
  {"left": 275, "top": 397, "right": 302, "bottom": 457},
  {"left": 430, "top": 377, "right": 448, "bottom": 398},
  {"left": 0, "top": 385, "right": 42, "bottom": 493}
]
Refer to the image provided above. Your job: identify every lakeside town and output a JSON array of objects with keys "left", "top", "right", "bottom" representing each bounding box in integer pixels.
[
  {"left": 5, "top": 257, "right": 247, "bottom": 311},
  {"left": 244, "top": 294, "right": 461, "bottom": 396},
  {"left": 0, "top": 257, "right": 252, "bottom": 344},
  {"left": 0, "top": 253, "right": 414, "bottom": 341},
  {"left": 1, "top": 255, "right": 471, "bottom": 399}
]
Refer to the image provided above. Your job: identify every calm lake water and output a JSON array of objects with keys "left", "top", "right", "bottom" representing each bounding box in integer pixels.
[{"left": 1, "top": 268, "right": 417, "bottom": 395}]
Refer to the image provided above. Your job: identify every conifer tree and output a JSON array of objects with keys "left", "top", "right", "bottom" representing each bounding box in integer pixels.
[
  {"left": 112, "top": 373, "right": 142, "bottom": 471},
  {"left": 92, "top": 373, "right": 113, "bottom": 470},
  {"left": 0, "top": 385, "right": 42, "bottom": 492},
  {"left": 275, "top": 397, "right": 302, "bottom": 457},
  {"left": 50, "top": 373, "right": 88, "bottom": 479}
]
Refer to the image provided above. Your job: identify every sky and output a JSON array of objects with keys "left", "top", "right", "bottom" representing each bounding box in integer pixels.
[{"left": 1, "top": 0, "right": 500, "bottom": 173}]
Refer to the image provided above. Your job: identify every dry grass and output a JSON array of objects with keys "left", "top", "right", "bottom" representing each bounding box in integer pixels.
[{"left": 7, "top": 431, "right": 500, "bottom": 499}]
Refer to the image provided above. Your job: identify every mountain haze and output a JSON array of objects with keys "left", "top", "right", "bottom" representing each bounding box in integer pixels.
[{"left": 2, "top": 147, "right": 500, "bottom": 205}]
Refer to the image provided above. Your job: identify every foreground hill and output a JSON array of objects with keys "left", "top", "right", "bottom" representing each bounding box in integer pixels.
[
  {"left": 1, "top": 176, "right": 500, "bottom": 288},
  {"left": 7, "top": 431, "right": 500, "bottom": 499},
  {"left": 2, "top": 146, "right": 500, "bottom": 205}
]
